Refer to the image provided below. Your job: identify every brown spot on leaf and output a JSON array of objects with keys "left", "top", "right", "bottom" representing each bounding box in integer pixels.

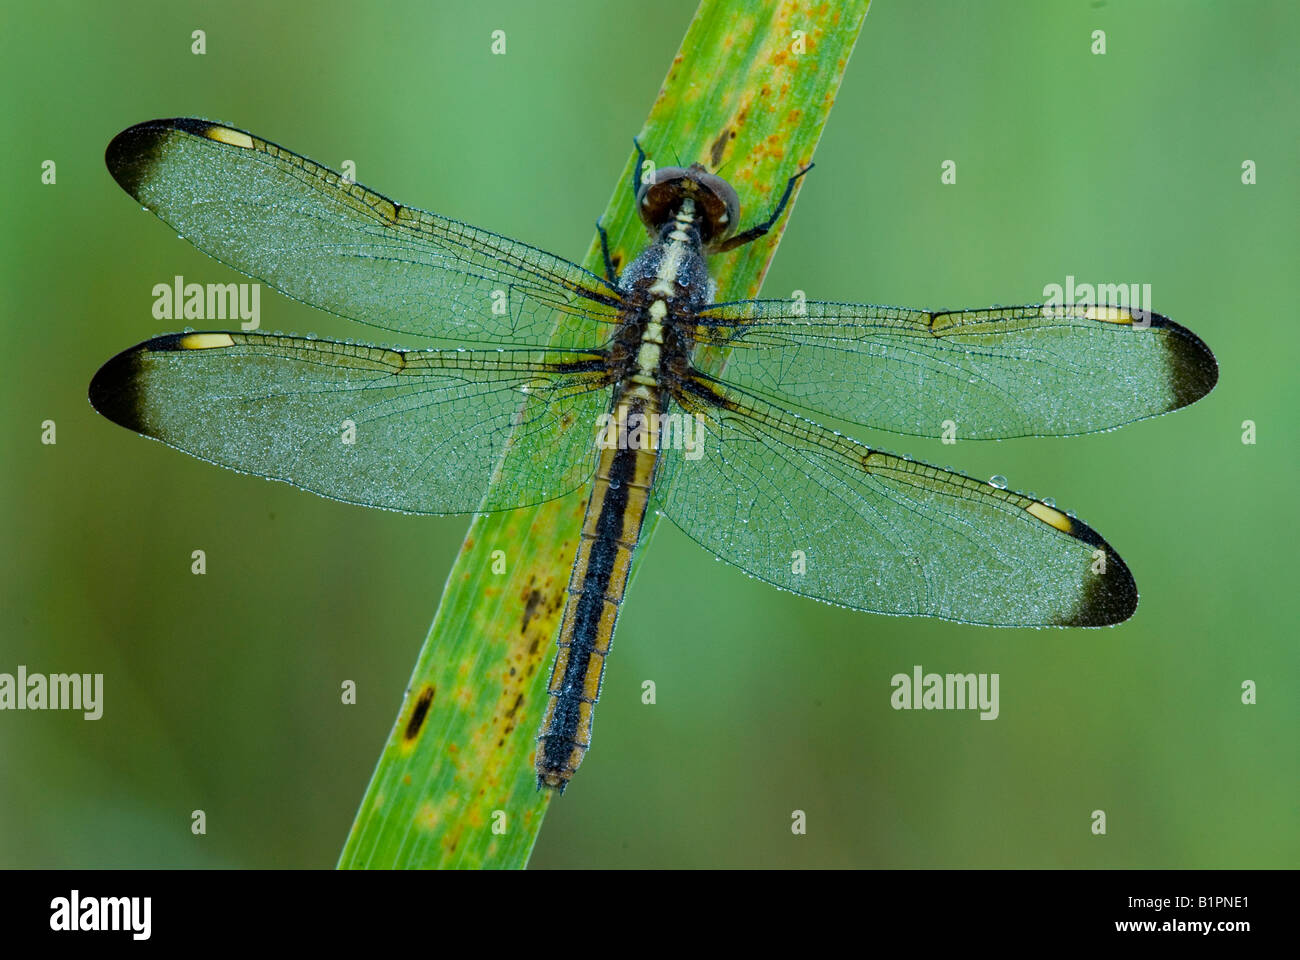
[
  {"left": 403, "top": 685, "right": 436, "bottom": 741},
  {"left": 521, "top": 587, "right": 543, "bottom": 634},
  {"left": 709, "top": 128, "right": 731, "bottom": 168}
]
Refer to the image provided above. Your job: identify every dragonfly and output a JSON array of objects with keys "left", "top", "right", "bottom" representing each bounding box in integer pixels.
[{"left": 90, "top": 118, "right": 1218, "bottom": 792}]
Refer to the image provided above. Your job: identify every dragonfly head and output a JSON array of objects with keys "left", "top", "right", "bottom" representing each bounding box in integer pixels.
[{"left": 637, "top": 162, "right": 741, "bottom": 250}]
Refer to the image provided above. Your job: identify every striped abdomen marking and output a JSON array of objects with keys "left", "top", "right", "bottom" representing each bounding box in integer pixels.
[{"left": 536, "top": 389, "right": 661, "bottom": 791}]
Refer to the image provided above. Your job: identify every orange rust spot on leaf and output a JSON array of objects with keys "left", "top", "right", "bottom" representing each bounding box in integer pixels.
[
  {"left": 443, "top": 826, "right": 462, "bottom": 853},
  {"left": 416, "top": 803, "right": 438, "bottom": 830}
]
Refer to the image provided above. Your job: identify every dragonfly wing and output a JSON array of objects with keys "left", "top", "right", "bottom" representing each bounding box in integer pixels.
[
  {"left": 656, "top": 376, "right": 1137, "bottom": 627},
  {"left": 89, "top": 332, "right": 611, "bottom": 514},
  {"left": 106, "top": 118, "right": 622, "bottom": 346},
  {"left": 695, "top": 301, "right": 1217, "bottom": 438}
]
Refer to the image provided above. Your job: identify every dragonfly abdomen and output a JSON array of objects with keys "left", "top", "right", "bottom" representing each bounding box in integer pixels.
[{"left": 536, "top": 388, "right": 662, "bottom": 791}]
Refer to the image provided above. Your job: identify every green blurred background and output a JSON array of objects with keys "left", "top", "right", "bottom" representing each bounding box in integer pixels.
[{"left": 2, "top": 0, "right": 1296, "bottom": 868}]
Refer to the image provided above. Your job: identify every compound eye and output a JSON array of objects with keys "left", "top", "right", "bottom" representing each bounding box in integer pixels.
[
  {"left": 688, "top": 171, "right": 741, "bottom": 243},
  {"left": 636, "top": 166, "right": 690, "bottom": 203},
  {"left": 636, "top": 166, "right": 692, "bottom": 232}
]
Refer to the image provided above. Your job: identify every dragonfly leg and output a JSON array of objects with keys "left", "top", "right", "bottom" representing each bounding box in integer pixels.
[
  {"left": 716, "top": 161, "right": 815, "bottom": 252},
  {"left": 631, "top": 136, "right": 648, "bottom": 202},
  {"left": 596, "top": 218, "right": 617, "bottom": 283}
]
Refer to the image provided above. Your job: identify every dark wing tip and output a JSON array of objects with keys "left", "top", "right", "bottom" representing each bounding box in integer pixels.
[
  {"left": 1149, "top": 312, "right": 1219, "bottom": 412},
  {"left": 89, "top": 334, "right": 191, "bottom": 434},
  {"left": 1052, "top": 515, "right": 1139, "bottom": 627},
  {"left": 105, "top": 118, "right": 224, "bottom": 200},
  {"left": 88, "top": 341, "right": 150, "bottom": 433},
  {"left": 1045, "top": 311, "right": 1211, "bottom": 626}
]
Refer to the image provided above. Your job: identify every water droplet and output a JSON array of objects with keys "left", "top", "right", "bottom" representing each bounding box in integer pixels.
[
  {"left": 988, "top": 475, "right": 1008, "bottom": 489},
  {"left": 1042, "top": 497, "right": 1056, "bottom": 508}
]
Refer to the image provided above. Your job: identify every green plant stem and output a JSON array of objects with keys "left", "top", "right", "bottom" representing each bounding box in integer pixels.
[{"left": 338, "top": 0, "right": 871, "bottom": 870}]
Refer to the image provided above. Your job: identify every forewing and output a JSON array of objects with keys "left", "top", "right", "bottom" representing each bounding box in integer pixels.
[
  {"left": 106, "top": 119, "right": 622, "bottom": 346},
  {"left": 89, "top": 332, "right": 611, "bottom": 514},
  {"left": 656, "top": 377, "right": 1137, "bottom": 627},
  {"left": 695, "top": 301, "right": 1217, "bottom": 438}
]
